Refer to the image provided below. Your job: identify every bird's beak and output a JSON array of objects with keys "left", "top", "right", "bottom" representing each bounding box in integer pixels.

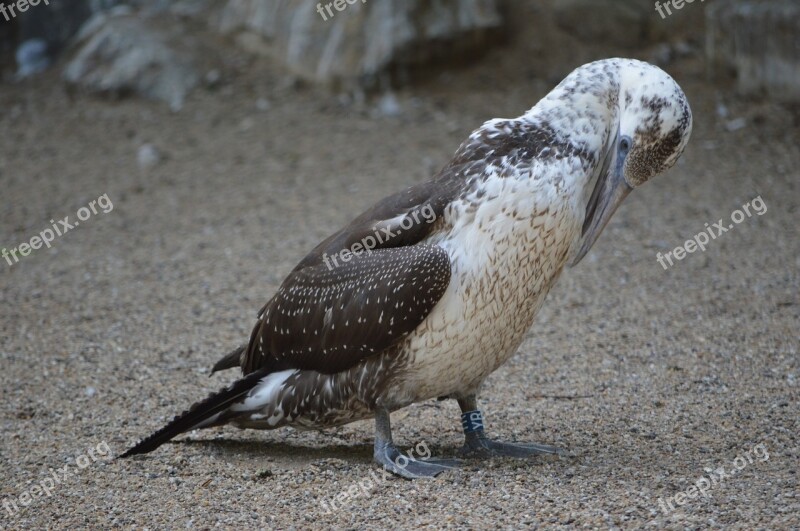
[{"left": 570, "top": 140, "right": 633, "bottom": 266}]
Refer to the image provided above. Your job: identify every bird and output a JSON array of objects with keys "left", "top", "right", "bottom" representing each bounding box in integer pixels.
[{"left": 121, "top": 58, "right": 693, "bottom": 478}]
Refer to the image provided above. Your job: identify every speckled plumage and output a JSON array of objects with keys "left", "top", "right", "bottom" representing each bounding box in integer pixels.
[{"left": 122, "top": 58, "right": 692, "bottom": 457}]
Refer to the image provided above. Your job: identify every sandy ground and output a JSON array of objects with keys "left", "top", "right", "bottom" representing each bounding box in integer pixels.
[{"left": 1, "top": 22, "right": 798, "bottom": 530}]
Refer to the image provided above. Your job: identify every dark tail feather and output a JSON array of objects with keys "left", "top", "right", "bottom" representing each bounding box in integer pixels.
[
  {"left": 120, "top": 367, "right": 269, "bottom": 458},
  {"left": 210, "top": 345, "right": 246, "bottom": 376}
]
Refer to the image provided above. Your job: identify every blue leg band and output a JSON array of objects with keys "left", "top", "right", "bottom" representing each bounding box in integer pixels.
[{"left": 461, "top": 410, "right": 485, "bottom": 433}]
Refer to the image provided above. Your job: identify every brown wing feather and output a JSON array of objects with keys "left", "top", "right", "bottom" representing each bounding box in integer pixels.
[{"left": 242, "top": 245, "right": 450, "bottom": 375}]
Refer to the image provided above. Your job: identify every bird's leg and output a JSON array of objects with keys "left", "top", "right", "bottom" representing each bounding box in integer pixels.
[
  {"left": 373, "top": 407, "right": 460, "bottom": 479},
  {"left": 457, "top": 396, "right": 566, "bottom": 458}
]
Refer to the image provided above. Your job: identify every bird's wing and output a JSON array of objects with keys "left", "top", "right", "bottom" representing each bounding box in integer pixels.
[
  {"left": 243, "top": 244, "right": 450, "bottom": 375},
  {"left": 241, "top": 178, "right": 464, "bottom": 375}
]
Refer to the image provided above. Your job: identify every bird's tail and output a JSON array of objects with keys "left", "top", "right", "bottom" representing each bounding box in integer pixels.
[
  {"left": 209, "top": 345, "right": 246, "bottom": 376},
  {"left": 120, "top": 367, "right": 270, "bottom": 458}
]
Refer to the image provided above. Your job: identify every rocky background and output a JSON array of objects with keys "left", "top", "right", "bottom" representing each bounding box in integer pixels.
[
  {"left": 2, "top": 0, "right": 799, "bottom": 103},
  {"left": 1, "top": 0, "right": 797, "bottom": 529}
]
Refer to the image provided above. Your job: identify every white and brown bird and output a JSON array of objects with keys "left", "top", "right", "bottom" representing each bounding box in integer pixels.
[{"left": 122, "top": 58, "right": 693, "bottom": 478}]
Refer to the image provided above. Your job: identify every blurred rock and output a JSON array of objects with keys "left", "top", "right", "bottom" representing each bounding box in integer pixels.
[
  {"left": 255, "top": 97, "right": 271, "bottom": 111},
  {"left": 204, "top": 69, "right": 222, "bottom": 89},
  {"left": 725, "top": 117, "right": 748, "bottom": 132},
  {"left": 707, "top": 0, "right": 800, "bottom": 102},
  {"left": 137, "top": 143, "right": 162, "bottom": 171},
  {"left": 217, "top": 0, "right": 503, "bottom": 88},
  {"left": 374, "top": 92, "right": 402, "bottom": 118},
  {"left": 63, "top": 9, "right": 199, "bottom": 110},
  {"left": 17, "top": 0, "right": 94, "bottom": 51},
  {"left": 5, "top": 0, "right": 112, "bottom": 77},
  {"left": 14, "top": 0, "right": 127, "bottom": 58},
  {"left": 15, "top": 39, "right": 50, "bottom": 78}
]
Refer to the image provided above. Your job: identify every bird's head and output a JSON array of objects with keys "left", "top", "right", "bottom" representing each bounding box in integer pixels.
[{"left": 571, "top": 59, "right": 693, "bottom": 265}]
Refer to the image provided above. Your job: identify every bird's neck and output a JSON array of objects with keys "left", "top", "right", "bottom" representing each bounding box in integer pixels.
[
  {"left": 516, "top": 75, "right": 621, "bottom": 234},
  {"left": 521, "top": 74, "right": 620, "bottom": 157}
]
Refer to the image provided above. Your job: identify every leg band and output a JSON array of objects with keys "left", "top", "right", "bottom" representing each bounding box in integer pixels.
[{"left": 461, "top": 410, "right": 485, "bottom": 433}]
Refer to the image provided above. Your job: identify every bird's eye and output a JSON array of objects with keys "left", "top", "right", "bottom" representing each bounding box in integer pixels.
[{"left": 620, "top": 136, "right": 632, "bottom": 152}]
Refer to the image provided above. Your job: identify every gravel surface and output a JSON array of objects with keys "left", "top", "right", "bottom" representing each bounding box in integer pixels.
[{"left": 1, "top": 36, "right": 798, "bottom": 530}]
